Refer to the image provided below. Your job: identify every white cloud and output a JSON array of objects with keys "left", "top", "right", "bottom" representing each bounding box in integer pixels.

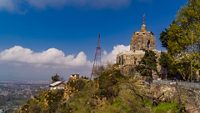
[
  {"left": 0, "top": 45, "right": 130, "bottom": 67},
  {"left": 0, "top": 46, "right": 91, "bottom": 68},
  {"left": 0, "top": 0, "right": 132, "bottom": 12},
  {"left": 0, "top": 0, "right": 19, "bottom": 12},
  {"left": 0, "top": 45, "right": 129, "bottom": 80},
  {"left": 102, "top": 45, "right": 130, "bottom": 64},
  {"left": 27, "top": 0, "right": 131, "bottom": 9}
]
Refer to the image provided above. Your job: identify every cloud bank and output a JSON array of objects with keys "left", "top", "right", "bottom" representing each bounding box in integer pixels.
[
  {"left": 0, "top": 45, "right": 129, "bottom": 80},
  {"left": 0, "top": 0, "right": 131, "bottom": 12},
  {"left": 0, "top": 46, "right": 91, "bottom": 68}
]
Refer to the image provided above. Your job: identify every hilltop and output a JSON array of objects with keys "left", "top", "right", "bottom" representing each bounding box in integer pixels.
[{"left": 14, "top": 64, "right": 200, "bottom": 113}]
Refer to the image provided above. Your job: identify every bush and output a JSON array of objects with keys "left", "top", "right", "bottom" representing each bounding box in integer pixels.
[
  {"left": 97, "top": 67, "right": 125, "bottom": 100},
  {"left": 153, "top": 102, "right": 180, "bottom": 113}
]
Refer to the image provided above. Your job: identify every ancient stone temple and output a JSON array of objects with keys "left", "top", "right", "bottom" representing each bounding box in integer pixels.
[
  {"left": 130, "top": 21, "right": 156, "bottom": 51},
  {"left": 116, "top": 16, "right": 160, "bottom": 75}
]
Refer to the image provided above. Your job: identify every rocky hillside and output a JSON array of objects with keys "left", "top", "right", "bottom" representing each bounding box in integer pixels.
[{"left": 14, "top": 65, "right": 198, "bottom": 113}]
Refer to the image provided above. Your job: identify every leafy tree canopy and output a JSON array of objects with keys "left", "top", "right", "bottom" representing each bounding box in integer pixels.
[
  {"left": 51, "top": 74, "right": 61, "bottom": 83},
  {"left": 160, "top": 0, "right": 200, "bottom": 80},
  {"left": 136, "top": 50, "right": 158, "bottom": 81}
]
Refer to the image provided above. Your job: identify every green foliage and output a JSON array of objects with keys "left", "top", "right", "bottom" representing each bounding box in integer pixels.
[
  {"left": 136, "top": 50, "right": 158, "bottom": 80},
  {"left": 160, "top": 0, "right": 200, "bottom": 54},
  {"left": 159, "top": 52, "right": 170, "bottom": 69},
  {"left": 14, "top": 90, "right": 64, "bottom": 113},
  {"left": 46, "top": 90, "right": 64, "bottom": 113},
  {"left": 97, "top": 66, "right": 125, "bottom": 100},
  {"left": 69, "top": 84, "right": 97, "bottom": 112},
  {"left": 94, "top": 73, "right": 151, "bottom": 113},
  {"left": 51, "top": 74, "right": 61, "bottom": 83},
  {"left": 15, "top": 66, "right": 185, "bottom": 113},
  {"left": 160, "top": 0, "right": 200, "bottom": 80},
  {"left": 152, "top": 102, "right": 181, "bottom": 113},
  {"left": 67, "top": 78, "right": 86, "bottom": 91},
  {"left": 159, "top": 52, "right": 180, "bottom": 79}
]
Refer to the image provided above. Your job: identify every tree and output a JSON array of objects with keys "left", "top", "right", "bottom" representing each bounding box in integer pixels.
[
  {"left": 160, "top": 0, "right": 200, "bottom": 80},
  {"left": 46, "top": 90, "right": 64, "bottom": 113},
  {"left": 97, "top": 66, "right": 124, "bottom": 100},
  {"left": 136, "top": 50, "right": 158, "bottom": 83},
  {"left": 51, "top": 74, "right": 61, "bottom": 83},
  {"left": 159, "top": 52, "right": 180, "bottom": 79}
]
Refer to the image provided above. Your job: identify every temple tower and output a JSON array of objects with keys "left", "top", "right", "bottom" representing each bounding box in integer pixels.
[{"left": 130, "top": 15, "right": 156, "bottom": 51}]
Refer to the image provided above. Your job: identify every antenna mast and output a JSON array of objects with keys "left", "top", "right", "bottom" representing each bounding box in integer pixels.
[{"left": 91, "top": 33, "right": 102, "bottom": 79}]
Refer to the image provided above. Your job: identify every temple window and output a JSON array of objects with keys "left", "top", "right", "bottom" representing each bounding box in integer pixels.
[{"left": 147, "top": 40, "right": 150, "bottom": 49}]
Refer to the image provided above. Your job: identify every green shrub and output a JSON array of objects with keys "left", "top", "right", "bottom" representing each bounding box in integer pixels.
[{"left": 153, "top": 102, "right": 180, "bottom": 113}]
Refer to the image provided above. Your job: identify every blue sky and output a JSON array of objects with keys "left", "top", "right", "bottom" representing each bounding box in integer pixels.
[{"left": 0, "top": 0, "right": 187, "bottom": 81}]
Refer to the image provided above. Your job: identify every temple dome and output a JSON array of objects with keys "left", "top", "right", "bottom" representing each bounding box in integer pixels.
[{"left": 130, "top": 21, "right": 156, "bottom": 51}]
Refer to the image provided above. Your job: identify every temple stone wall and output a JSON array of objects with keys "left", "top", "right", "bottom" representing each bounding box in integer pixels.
[
  {"left": 116, "top": 50, "right": 145, "bottom": 66},
  {"left": 130, "top": 24, "right": 156, "bottom": 51},
  {"left": 116, "top": 19, "right": 161, "bottom": 77}
]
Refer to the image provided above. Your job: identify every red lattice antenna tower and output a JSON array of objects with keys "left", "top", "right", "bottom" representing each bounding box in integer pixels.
[{"left": 91, "top": 33, "right": 102, "bottom": 79}]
